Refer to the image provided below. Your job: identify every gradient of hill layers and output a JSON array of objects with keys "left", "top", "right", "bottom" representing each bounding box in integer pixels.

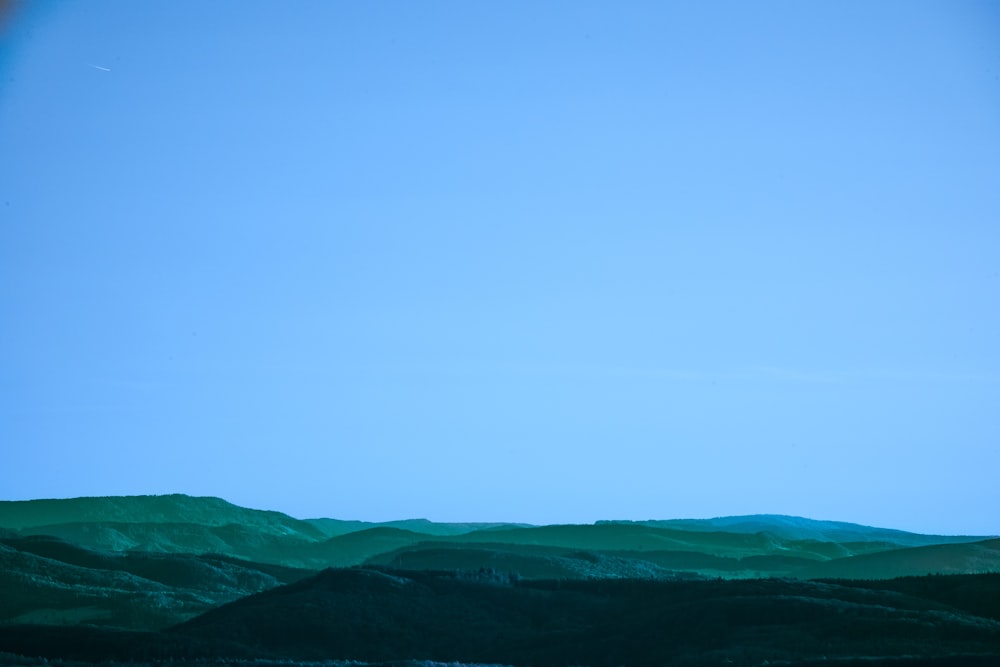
[
  {"left": 1, "top": 495, "right": 994, "bottom": 580},
  {"left": 1, "top": 495, "right": 998, "bottom": 665}
]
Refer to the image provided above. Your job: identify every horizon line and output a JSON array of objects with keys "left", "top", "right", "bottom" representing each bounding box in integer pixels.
[{"left": 2, "top": 492, "right": 996, "bottom": 538}]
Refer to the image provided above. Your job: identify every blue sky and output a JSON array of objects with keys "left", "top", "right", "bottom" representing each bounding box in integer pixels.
[{"left": 2, "top": 1, "right": 999, "bottom": 534}]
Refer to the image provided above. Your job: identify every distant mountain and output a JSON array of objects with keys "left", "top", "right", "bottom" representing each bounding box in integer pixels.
[
  {"left": 306, "top": 517, "right": 532, "bottom": 538},
  {"left": 0, "top": 494, "right": 327, "bottom": 541},
  {"left": 299, "top": 518, "right": 376, "bottom": 537},
  {"left": 612, "top": 515, "right": 994, "bottom": 546},
  {"left": 451, "top": 522, "right": 878, "bottom": 559},
  {"left": 1, "top": 495, "right": 995, "bottom": 579}
]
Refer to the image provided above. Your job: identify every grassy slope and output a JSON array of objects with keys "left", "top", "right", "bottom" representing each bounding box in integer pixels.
[
  {"left": 366, "top": 543, "right": 679, "bottom": 580},
  {"left": 797, "top": 538, "right": 1000, "bottom": 579},
  {"left": 0, "top": 495, "right": 326, "bottom": 539},
  {"left": 0, "top": 534, "right": 312, "bottom": 629},
  {"left": 635, "top": 515, "right": 994, "bottom": 546},
  {"left": 451, "top": 522, "right": 901, "bottom": 560}
]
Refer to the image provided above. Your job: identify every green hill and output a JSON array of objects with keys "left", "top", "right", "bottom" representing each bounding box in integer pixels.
[
  {"left": 0, "top": 534, "right": 312, "bottom": 629},
  {"left": 795, "top": 538, "right": 1000, "bottom": 579},
  {"left": 627, "top": 515, "right": 994, "bottom": 546},
  {"left": 1, "top": 494, "right": 998, "bottom": 665},
  {"left": 1, "top": 495, "right": 993, "bottom": 579},
  {"left": 366, "top": 542, "right": 680, "bottom": 580},
  {"left": 0, "top": 495, "right": 327, "bottom": 541},
  {"left": 11, "top": 521, "right": 329, "bottom": 568},
  {"left": 303, "top": 527, "right": 434, "bottom": 567},
  {"left": 454, "top": 522, "right": 859, "bottom": 559}
]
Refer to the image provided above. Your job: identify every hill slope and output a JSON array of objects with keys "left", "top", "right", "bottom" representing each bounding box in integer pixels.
[
  {"left": 0, "top": 534, "right": 311, "bottom": 628},
  {"left": 0, "top": 495, "right": 327, "bottom": 541},
  {"left": 5, "top": 568, "right": 998, "bottom": 665},
  {"left": 1, "top": 495, "right": 993, "bottom": 579},
  {"left": 629, "top": 515, "right": 994, "bottom": 546},
  {"left": 168, "top": 569, "right": 1000, "bottom": 665},
  {"left": 797, "top": 538, "right": 1000, "bottom": 579}
]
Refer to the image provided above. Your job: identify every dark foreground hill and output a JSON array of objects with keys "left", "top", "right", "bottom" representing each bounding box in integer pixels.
[
  {"left": 173, "top": 569, "right": 1000, "bottom": 665},
  {"left": 2, "top": 568, "right": 998, "bottom": 666}
]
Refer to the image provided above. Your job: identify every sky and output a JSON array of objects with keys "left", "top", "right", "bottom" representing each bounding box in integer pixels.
[{"left": 1, "top": 1, "right": 999, "bottom": 535}]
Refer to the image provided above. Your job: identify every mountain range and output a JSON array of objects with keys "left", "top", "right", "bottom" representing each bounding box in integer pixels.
[
  {"left": 0, "top": 494, "right": 997, "bottom": 666},
  {"left": 1, "top": 494, "right": 994, "bottom": 578}
]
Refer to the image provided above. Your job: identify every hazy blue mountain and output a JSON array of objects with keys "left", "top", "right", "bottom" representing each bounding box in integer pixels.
[
  {"left": 300, "top": 518, "right": 377, "bottom": 537},
  {"left": 376, "top": 518, "right": 535, "bottom": 535},
  {"left": 620, "top": 515, "right": 994, "bottom": 546},
  {"left": 451, "top": 522, "right": 891, "bottom": 559},
  {"left": 306, "top": 517, "right": 532, "bottom": 538}
]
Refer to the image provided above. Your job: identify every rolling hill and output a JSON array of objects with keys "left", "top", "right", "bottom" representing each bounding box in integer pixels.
[
  {"left": 0, "top": 533, "right": 312, "bottom": 628},
  {"left": 625, "top": 515, "right": 992, "bottom": 547},
  {"left": 13, "top": 567, "right": 981, "bottom": 666},
  {"left": 0, "top": 495, "right": 326, "bottom": 540},
  {"left": 1, "top": 495, "right": 996, "bottom": 579},
  {"left": 1, "top": 494, "right": 999, "bottom": 665},
  {"left": 366, "top": 542, "right": 679, "bottom": 580},
  {"left": 797, "top": 538, "right": 1000, "bottom": 579}
]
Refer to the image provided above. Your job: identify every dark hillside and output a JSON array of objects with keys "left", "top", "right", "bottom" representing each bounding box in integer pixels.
[
  {"left": 827, "top": 572, "right": 1000, "bottom": 622},
  {"left": 366, "top": 543, "right": 678, "bottom": 579},
  {"left": 166, "top": 568, "right": 1000, "bottom": 666}
]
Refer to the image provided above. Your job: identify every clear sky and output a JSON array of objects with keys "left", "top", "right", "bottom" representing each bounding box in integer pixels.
[{"left": 2, "top": 1, "right": 999, "bottom": 535}]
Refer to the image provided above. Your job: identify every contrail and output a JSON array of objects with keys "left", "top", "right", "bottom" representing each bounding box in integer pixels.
[{"left": 89, "top": 64, "right": 111, "bottom": 72}]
